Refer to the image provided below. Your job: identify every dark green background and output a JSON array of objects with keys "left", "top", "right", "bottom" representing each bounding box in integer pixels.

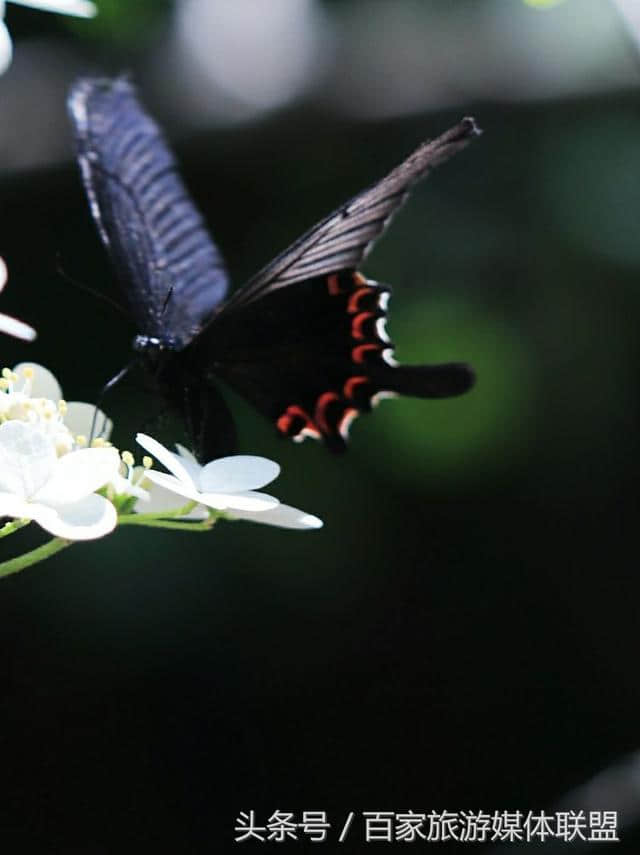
[{"left": 1, "top": 1, "right": 639, "bottom": 851}]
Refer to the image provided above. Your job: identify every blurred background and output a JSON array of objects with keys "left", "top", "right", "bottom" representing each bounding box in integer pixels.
[{"left": 1, "top": 0, "right": 640, "bottom": 851}]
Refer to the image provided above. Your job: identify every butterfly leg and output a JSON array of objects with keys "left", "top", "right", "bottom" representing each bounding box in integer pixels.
[
  {"left": 174, "top": 379, "right": 237, "bottom": 462},
  {"left": 90, "top": 359, "right": 136, "bottom": 442}
]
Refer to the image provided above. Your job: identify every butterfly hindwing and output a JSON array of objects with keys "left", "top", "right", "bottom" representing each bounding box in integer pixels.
[
  {"left": 68, "top": 77, "right": 229, "bottom": 349},
  {"left": 196, "top": 270, "right": 474, "bottom": 452}
]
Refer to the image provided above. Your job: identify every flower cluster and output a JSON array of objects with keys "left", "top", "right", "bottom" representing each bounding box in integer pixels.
[
  {"left": 0, "top": 363, "right": 117, "bottom": 540},
  {"left": 0, "top": 363, "right": 322, "bottom": 578}
]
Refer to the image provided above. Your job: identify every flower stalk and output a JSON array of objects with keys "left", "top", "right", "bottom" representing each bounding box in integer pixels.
[
  {"left": 0, "top": 517, "right": 30, "bottom": 538},
  {"left": 0, "top": 506, "right": 220, "bottom": 577},
  {"left": 0, "top": 536, "right": 71, "bottom": 578}
]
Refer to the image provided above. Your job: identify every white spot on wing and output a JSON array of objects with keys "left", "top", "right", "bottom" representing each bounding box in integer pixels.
[
  {"left": 295, "top": 426, "right": 321, "bottom": 443},
  {"left": 339, "top": 408, "right": 359, "bottom": 440},
  {"left": 382, "top": 348, "right": 398, "bottom": 367},
  {"left": 371, "top": 390, "right": 398, "bottom": 408},
  {"left": 375, "top": 317, "right": 390, "bottom": 343}
]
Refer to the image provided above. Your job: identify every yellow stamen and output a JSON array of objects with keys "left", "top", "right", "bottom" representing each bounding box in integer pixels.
[
  {"left": 142, "top": 456, "right": 153, "bottom": 469},
  {"left": 121, "top": 451, "right": 134, "bottom": 467}
]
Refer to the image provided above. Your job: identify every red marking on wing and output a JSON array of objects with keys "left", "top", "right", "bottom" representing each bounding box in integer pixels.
[
  {"left": 352, "top": 343, "right": 382, "bottom": 364},
  {"left": 327, "top": 274, "right": 341, "bottom": 295},
  {"left": 314, "top": 391, "right": 340, "bottom": 435},
  {"left": 351, "top": 311, "right": 375, "bottom": 340},
  {"left": 277, "top": 405, "right": 319, "bottom": 439},
  {"left": 352, "top": 272, "right": 367, "bottom": 286},
  {"left": 343, "top": 375, "right": 369, "bottom": 398},
  {"left": 347, "top": 287, "right": 373, "bottom": 314}
]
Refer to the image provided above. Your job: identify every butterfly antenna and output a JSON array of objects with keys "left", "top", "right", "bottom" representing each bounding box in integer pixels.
[
  {"left": 90, "top": 360, "right": 136, "bottom": 443},
  {"left": 55, "top": 254, "right": 128, "bottom": 318}
]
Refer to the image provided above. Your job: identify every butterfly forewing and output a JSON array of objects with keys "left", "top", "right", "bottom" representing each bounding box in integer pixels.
[
  {"left": 221, "top": 118, "right": 480, "bottom": 311},
  {"left": 68, "top": 77, "right": 229, "bottom": 349}
]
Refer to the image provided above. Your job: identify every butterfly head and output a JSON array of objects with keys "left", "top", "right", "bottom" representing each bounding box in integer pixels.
[
  {"left": 132, "top": 335, "right": 184, "bottom": 378},
  {"left": 132, "top": 334, "right": 182, "bottom": 353}
]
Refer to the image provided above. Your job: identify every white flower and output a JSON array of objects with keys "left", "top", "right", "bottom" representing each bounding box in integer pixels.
[
  {"left": 6, "top": 0, "right": 95, "bottom": 13},
  {"left": 0, "top": 363, "right": 74, "bottom": 454},
  {"left": 1, "top": 362, "right": 111, "bottom": 456},
  {"left": 136, "top": 434, "right": 323, "bottom": 529},
  {"left": 0, "top": 363, "right": 138, "bottom": 507},
  {"left": 0, "top": 0, "right": 96, "bottom": 75},
  {"left": 108, "top": 452, "right": 150, "bottom": 504},
  {"left": 0, "top": 3, "right": 13, "bottom": 75},
  {"left": 222, "top": 503, "right": 324, "bottom": 530},
  {"left": 0, "top": 257, "right": 35, "bottom": 341},
  {"left": 0, "top": 419, "right": 119, "bottom": 539},
  {"left": 17, "top": 362, "right": 112, "bottom": 442}
]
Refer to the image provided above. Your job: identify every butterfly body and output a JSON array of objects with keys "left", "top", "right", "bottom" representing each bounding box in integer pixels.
[{"left": 68, "top": 77, "right": 480, "bottom": 460}]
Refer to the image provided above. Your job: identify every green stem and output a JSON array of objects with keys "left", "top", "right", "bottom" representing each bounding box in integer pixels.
[
  {"left": 117, "top": 501, "right": 221, "bottom": 532},
  {"left": 0, "top": 518, "right": 31, "bottom": 539},
  {"left": 120, "top": 501, "right": 198, "bottom": 523},
  {"left": 0, "top": 537, "right": 72, "bottom": 579},
  {"left": 118, "top": 516, "right": 217, "bottom": 532}
]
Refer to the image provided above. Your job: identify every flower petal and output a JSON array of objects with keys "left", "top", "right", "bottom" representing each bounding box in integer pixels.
[
  {"left": 0, "top": 491, "right": 36, "bottom": 520},
  {"left": 64, "top": 401, "right": 113, "bottom": 440},
  {"left": 7, "top": 0, "right": 97, "bottom": 17},
  {"left": 110, "top": 471, "right": 150, "bottom": 502},
  {"left": 33, "top": 447, "right": 120, "bottom": 505},
  {"left": 0, "top": 20, "right": 12, "bottom": 76},
  {"left": 0, "top": 262, "right": 34, "bottom": 338},
  {"left": 199, "top": 490, "right": 279, "bottom": 512},
  {"left": 0, "top": 312, "right": 36, "bottom": 341},
  {"left": 144, "top": 468, "right": 279, "bottom": 512},
  {"left": 171, "top": 444, "right": 204, "bottom": 482},
  {"left": 28, "top": 493, "right": 117, "bottom": 540},
  {"left": 199, "top": 455, "right": 280, "bottom": 493},
  {"left": 175, "top": 443, "right": 199, "bottom": 464},
  {"left": 13, "top": 362, "right": 62, "bottom": 401},
  {"left": 141, "top": 478, "right": 208, "bottom": 520},
  {"left": 136, "top": 433, "right": 197, "bottom": 488},
  {"left": 228, "top": 503, "right": 324, "bottom": 530},
  {"left": 143, "top": 469, "right": 205, "bottom": 505},
  {"left": 0, "top": 421, "right": 56, "bottom": 498}
]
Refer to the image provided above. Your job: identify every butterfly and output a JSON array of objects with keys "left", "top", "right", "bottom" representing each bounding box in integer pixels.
[{"left": 68, "top": 77, "right": 480, "bottom": 461}]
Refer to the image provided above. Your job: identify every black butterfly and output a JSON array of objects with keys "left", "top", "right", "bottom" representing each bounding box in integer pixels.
[{"left": 68, "top": 77, "right": 480, "bottom": 461}]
